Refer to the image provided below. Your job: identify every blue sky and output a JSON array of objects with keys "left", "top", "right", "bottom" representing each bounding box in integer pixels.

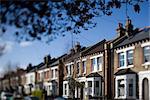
[{"left": 0, "top": 2, "right": 149, "bottom": 75}]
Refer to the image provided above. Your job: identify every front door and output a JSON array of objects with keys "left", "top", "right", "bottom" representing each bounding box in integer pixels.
[{"left": 142, "top": 78, "right": 149, "bottom": 100}]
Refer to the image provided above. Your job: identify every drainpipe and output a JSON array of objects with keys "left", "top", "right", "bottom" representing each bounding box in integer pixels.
[{"left": 103, "top": 43, "right": 106, "bottom": 99}]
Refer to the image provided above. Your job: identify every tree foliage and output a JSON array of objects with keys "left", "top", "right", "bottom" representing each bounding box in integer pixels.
[{"left": 0, "top": 0, "right": 146, "bottom": 43}]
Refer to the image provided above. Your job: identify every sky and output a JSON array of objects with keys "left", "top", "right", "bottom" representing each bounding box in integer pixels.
[{"left": 0, "top": 2, "right": 149, "bottom": 75}]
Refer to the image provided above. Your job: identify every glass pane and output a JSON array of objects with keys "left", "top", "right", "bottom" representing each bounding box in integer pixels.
[
  {"left": 127, "top": 50, "right": 133, "bottom": 65},
  {"left": 97, "top": 57, "right": 102, "bottom": 70},
  {"left": 119, "top": 53, "right": 124, "bottom": 67},
  {"left": 144, "top": 46, "right": 150, "bottom": 63},
  {"left": 96, "top": 81, "right": 99, "bottom": 87},
  {"left": 118, "top": 79, "right": 125, "bottom": 96},
  {"left": 88, "top": 81, "right": 92, "bottom": 87},
  {"left": 129, "top": 79, "right": 133, "bottom": 96}
]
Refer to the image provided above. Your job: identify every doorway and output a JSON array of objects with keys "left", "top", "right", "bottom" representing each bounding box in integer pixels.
[{"left": 142, "top": 78, "right": 149, "bottom": 100}]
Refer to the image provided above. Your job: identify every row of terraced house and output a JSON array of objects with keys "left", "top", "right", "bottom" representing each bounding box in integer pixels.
[{"left": 0, "top": 20, "right": 150, "bottom": 100}]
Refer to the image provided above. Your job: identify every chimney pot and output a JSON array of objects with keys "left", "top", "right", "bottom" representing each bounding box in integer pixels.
[
  {"left": 125, "top": 19, "right": 133, "bottom": 36},
  {"left": 75, "top": 42, "right": 81, "bottom": 52},
  {"left": 44, "top": 55, "right": 51, "bottom": 64},
  {"left": 116, "top": 23, "right": 125, "bottom": 37}
]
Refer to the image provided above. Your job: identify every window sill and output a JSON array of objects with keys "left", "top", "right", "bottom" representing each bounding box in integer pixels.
[
  {"left": 118, "top": 65, "right": 134, "bottom": 69},
  {"left": 51, "top": 78, "right": 57, "bottom": 80},
  {"left": 142, "top": 62, "right": 150, "bottom": 66},
  {"left": 142, "top": 62, "right": 150, "bottom": 69}
]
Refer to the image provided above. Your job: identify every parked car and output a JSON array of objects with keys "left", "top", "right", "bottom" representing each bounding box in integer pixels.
[
  {"left": 54, "top": 96, "right": 66, "bottom": 100},
  {"left": 24, "top": 96, "right": 39, "bottom": 100},
  {"left": 1, "top": 91, "right": 13, "bottom": 100}
]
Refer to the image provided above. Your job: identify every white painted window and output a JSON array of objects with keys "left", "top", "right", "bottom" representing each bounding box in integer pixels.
[
  {"left": 82, "top": 61, "right": 86, "bottom": 73},
  {"left": 55, "top": 69, "right": 58, "bottom": 78},
  {"left": 143, "top": 46, "right": 150, "bottom": 63},
  {"left": 51, "top": 67, "right": 58, "bottom": 79},
  {"left": 127, "top": 50, "right": 133, "bottom": 65},
  {"left": 30, "top": 75, "right": 34, "bottom": 83},
  {"left": 88, "top": 81, "right": 92, "bottom": 95},
  {"left": 128, "top": 79, "right": 133, "bottom": 96},
  {"left": 51, "top": 70, "right": 54, "bottom": 78},
  {"left": 91, "top": 58, "right": 96, "bottom": 71},
  {"left": 64, "top": 84, "right": 67, "bottom": 95},
  {"left": 66, "top": 62, "right": 74, "bottom": 77},
  {"left": 76, "top": 62, "right": 80, "bottom": 74},
  {"left": 117, "top": 49, "right": 134, "bottom": 68},
  {"left": 118, "top": 79, "right": 125, "bottom": 97},
  {"left": 97, "top": 57, "right": 102, "bottom": 71},
  {"left": 90, "top": 54, "right": 103, "bottom": 72},
  {"left": 119, "top": 52, "right": 125, "bottom": 67}
]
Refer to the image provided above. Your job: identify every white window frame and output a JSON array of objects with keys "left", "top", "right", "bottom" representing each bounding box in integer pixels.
[
  {"left": 65, "top": 62, "right": 74, "bottom": 77},
  {"left": 63, "top": 81, "right": 69, "bottom": 98},
  {"left": 141, "top": 42, "right": 150, "bottom": 66},
  {"left": 82, "top": 59, "right": 87, "bottom": 74},
  {"left": 76, "top": 60, "right": 80, "bottom": 76},
  {"left": 90, "top": 54, "right": 103, "bottom": 72},
  {"left": 116, "top": 46, "right": 135, "bottom": 69},
  {"left": 51, "top": 66, "right": 58, "bottom": 80}
]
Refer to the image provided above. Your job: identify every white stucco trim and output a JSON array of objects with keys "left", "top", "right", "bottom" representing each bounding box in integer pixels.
[
  {"left": 141, "top": 41, "right": 150, "bottom": 47},
  {"left": 65, "top": 62, "right": 74, "bottom": 66},
  {"left": 76, "top": 77, "right": 86, "bottom": 82},
  {"left": 138, "top": 71, "right": 150, "bottom": 100},
  {"left": 116, "top": 46, "right": 135, "bottom": 53},
  {"left": 90, "top": 54, "right": 103, "bottom": 59},
  {"left": 82, "top": 58, "right": 87, "bottom": 61}
]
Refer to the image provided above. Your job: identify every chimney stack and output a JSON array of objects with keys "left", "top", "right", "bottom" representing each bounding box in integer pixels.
[
  {"left": 116, "top": 23, "right": 125, "bottom": 37},
  {"left": 70, "top": 48, "right": 75, "bottom": 55},
  {"left": 75, "top": 42, "right": 81, "bottom": 52},
  {"left": 125, "top": 19, "right": 133, "bottom": 36},
  {"left": 44, "top": 55, "right": 51, "bottom": 64}
]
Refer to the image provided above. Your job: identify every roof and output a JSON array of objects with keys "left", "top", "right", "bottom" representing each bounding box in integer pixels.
[
  {"left": 114, "top": 28, "right": 150, "bottom": 48},
  {"left": 82, "top": 39, "right": 106, "bottom": 56},
  {"left": 86, "top": 72, "right": 102, "bottom": 78},
  {"left": 50, "top": 54, "right": 67, "bottom": 67},
  {"left": 114, "top": 68, "right": 137, "bottom": 75}
]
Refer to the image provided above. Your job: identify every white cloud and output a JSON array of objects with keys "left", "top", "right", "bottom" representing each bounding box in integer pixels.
[{"left": 20, "top": 41, "right": 32, "bottom": 47}]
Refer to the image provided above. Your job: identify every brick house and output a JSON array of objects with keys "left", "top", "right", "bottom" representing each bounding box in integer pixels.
[
  {"left": 62, "top": 41, "right": 112, "bottom": 99},
  {"left": 111, "top": 19, "right": 150, "bottom": 100},
  {"left": 36, "top": 55, "right": 51, "bottom": 93},
  {"left": 49, "top": 54, "right": 66, "bottom": 96},
  {"left": 62, "top": 43, "right": 85, "bottom": 99},
  {"left": 24, "top": 64, "right": 37, "bottom": 95}
]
